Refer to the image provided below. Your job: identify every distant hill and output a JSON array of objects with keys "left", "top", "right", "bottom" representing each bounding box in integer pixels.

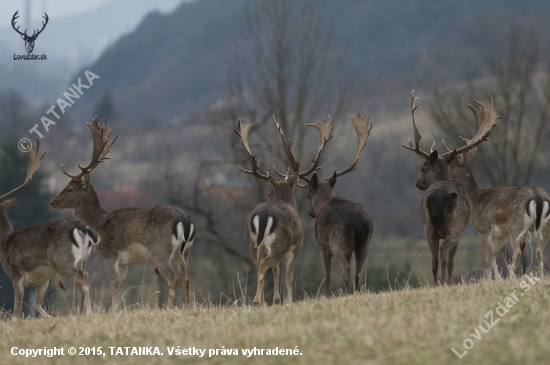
[{"left": 80, "top": 0, "right": 550, "bottom": 121}]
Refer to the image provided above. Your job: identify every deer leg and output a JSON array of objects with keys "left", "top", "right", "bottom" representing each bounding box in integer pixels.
[
  {"left": 426, "top": 231, "right": 440, "bottom": 286},
  {"left": 183, "top": 248, "right": 191, "bottom": 305},
  {"left": 439, "top": 243, "right": 449, "bottom": 285},
  {"left": 536, "top": 230, "right": 549, "bottom": 277},
  {"left": 253, "top": 253, "right": 279, "bottom": 306},
  {"left": 107, "top": 261, "right": 122, "bottom": 312},
  {"left": 153, "top": 261, "right": 179, "bottom": 309},
  {"left": 272, "top": 263, "right": 281, "bottom": 305},
  {"left": 77, "top": 261, "right": 86, "bottom": 314},
  {"left": 54, "top": 264, "right": 93, "bottom": 315},
  {"left": 34, "top": 281, "right": 51, "bottom": 318},
  {"left": 118, "top": 264, "right": 128, "bottom": 305},
  {"left": 510, "top": 235, "right": 524, "bottom": 279},
  {"left": 334, "top": 252, "right": 352, "bottom": 295},
  {"left": 447, "top": 240, "right": 459, "bottom": 285},
  {"left": 323, "top": 250, "right": 332, "bottom": 297},
  {"left": 174, "top": 253, "right": 191, "bottom": 306},
  {"left": 285, "top": 249, "right": 298, "bottom": 304},
  {"left": 354, "top": 248, "right": 367, "bottom": 293},
  {"left": 12, "top": 278, "right": 24, "bottom": 318}
]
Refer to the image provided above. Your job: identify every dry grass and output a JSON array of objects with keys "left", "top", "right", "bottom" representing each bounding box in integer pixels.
[{"left": 1, "top": 277, "right": 549, "bottom": 365}]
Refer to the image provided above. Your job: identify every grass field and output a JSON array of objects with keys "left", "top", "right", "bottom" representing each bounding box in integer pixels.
[{"left": 1, "top": 276, "right": 549, "bottom": 365}]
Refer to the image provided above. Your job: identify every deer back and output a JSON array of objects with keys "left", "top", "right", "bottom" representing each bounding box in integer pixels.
[
  {"left": 0, "top": 219, "right": 97, "bottom": 283},
  {"left": 313, "top": 196, "right": 373, "bottom": 255}
]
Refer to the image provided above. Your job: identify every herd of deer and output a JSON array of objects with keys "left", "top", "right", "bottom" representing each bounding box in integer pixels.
[{"left": 0, "top": 91, "right": 548, "bottom": 317}]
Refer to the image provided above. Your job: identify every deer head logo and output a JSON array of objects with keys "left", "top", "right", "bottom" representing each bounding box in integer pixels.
[{"left": 12, "top": 11, "right": 49, "bottom": 54}]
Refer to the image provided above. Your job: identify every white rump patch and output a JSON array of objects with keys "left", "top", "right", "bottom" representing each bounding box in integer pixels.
[
  {"left": 263, "top": 217, "right": 276, "bottom": 253},
  {"left": 72, "top": 229, "right": 93, "bottom": 267},
  {"left": 182, "top": 224, "right": 195, "bottom": 258}
]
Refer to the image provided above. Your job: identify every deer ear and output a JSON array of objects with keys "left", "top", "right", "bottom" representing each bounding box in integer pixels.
[
  {"left": 80, "top": 171, "right": 90, "bottom": 188},
  {"left": 310, "top": 172, "right": 319, "bottom": 188},
  {"left": 428, "top": 150, "right": 439, "bottom": 165},
  {"left": 466, "top": 148, "right": 477, "bottom": 161},
  {"left": 1, "top": 198, "right": 15, "bottom": 211},
  {"left": 444, "top": 149, "right": 457, "bottom": 164},
  {"left": 267, "top": 174, "right": 277, "bottom": 190},
  {"left": 328, "top": 172, "right": 337, "bottom": 187}
]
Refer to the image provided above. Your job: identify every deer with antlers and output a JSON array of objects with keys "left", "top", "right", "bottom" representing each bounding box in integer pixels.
[
  {"left": 0, "top": 140, "right": 97, "bottom": 317},
  {"left": 12, "top": 11, "right": 49, "bottom": 54},
  {"left": 274, "top": 112, "right": 374, "bottom": 296},
  {"left": 51, "top": 117, "right": 195, "bottom": 310},
  {"left": 438, "top": 98, "right": 550, "bottom": 278},
  {"left": 402, "top": 91, "right": 474, "bottom": 285},
  {"left": 235, "top": 117, "right": 303, "bottom": 306}
]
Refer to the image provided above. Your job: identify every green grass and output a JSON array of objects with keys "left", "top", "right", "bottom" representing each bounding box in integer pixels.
[{"left": 1, "top": 276, "right": 549, "bottom": 365}]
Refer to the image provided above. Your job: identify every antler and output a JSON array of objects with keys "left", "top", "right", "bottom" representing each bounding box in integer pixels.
[
  {"left": 402, "top": 90, "right": 432, "bottom": 159},
  {"left": 331, "top": 110, "right": 372, "bottom": 178},
  {"left": 272, "top": 115, "right": 333, "bottom": 185},
  {"left": 234, "top": 118, "right": 269, "bottom": 180},
  {"left": 0, "top": 139, "right": 46, "bottom": 201},
  {"left": 61, "top": 116, "right": 118, "bottom": 180},
  {"left": 11, "top": 11, "right": 26, "bottom": 37},
  {"left": 439, "top": 95, "right": 500, "bottom": 157},
  {"left": 30, "top": 13, "right": 49, "bottom": 39}
]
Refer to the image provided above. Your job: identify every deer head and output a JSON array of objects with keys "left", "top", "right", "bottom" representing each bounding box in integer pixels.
[
  {"left": 52, "top": 117, "right": 117, "bottom": 210},
  {"left": 402, "top": 91, "right": 499, "bottom": 190},
  {"left": 12, "top": 11, "right": 49, "bottom": 54},
  {"left": 274, "top": 111, "right": 372, "bottom": 217},
  {"left": 234, "top": 117, "right": 300, "bottom": 205}
]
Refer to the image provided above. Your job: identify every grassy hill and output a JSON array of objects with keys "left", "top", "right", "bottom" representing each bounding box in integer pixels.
[{"left": 1, "top": 277, "right": 549, "bottom": 364}]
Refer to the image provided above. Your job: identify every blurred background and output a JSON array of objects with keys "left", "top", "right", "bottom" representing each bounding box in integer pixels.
[{"left": 1, "top": 0, "right": 550, "bottom": 314}]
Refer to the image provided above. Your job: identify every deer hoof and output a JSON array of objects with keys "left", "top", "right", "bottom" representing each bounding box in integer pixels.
[
  {"left": 273, "top": 298, "right": 281, "bottom": 305},
  {"left": 252, "top": 299, "right": 262, "bottom": 307}
]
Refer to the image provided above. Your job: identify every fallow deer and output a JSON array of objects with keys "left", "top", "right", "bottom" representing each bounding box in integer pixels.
[
  {"left": 51, "top": 117, "right": 195, "bottom": 310},
  {"left": 234, "top": 117, "right": 303, "bottom": 306},
  {"left": 274, "top": 112, "right": 374, "bottom": 296},
  {"left": 440, "top": 98, "right": 550, "bottom": 278},
  {"left": 402, "top": 91, "right": 473, "bottom": 285},
  {"left": 0, "top": 140, "right": 96, "bottom": 317}
]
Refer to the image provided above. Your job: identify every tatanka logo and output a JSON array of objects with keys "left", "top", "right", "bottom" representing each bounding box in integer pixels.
[{"left": 12, "top": 10, "right": 48, "bottom": 60}]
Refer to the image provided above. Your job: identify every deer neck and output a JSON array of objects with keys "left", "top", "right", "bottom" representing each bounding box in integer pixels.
[
  {"left": 73, "top": 184, "right": 108, "bottom": 231},
  {"left": 0, "top": 209, "right": 14, "bottom": 248},
  {"left": 312, "top": 188, "right": 335, "bottom": 215},
  {"left": 451, "top": 165, "right": 483, "bottom": 200}
]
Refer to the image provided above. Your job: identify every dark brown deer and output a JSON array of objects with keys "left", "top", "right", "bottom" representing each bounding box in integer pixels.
[
  {"left": 441, "top": 98, "right": 550, "bottom": 278},
  {"left": 0, "top": 140, "right": 97, "bottom": 317},
  {"left": 274, "top": 112, "right": 374, "bottom": 296},
  {"left": 51, "top": 117, "right": 195, "bottom": 310},
  {"left": 235, "top": 117, "right": 303, "bottom": 306},
  {"left": 12, "top": 11, "right": 49, "bottom": 54},
  {"left": 402, "top": 91, "right": 474, "bottom": 285}
]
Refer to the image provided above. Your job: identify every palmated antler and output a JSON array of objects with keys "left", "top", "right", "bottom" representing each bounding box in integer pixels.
[
  {"left": 402, "top": 90, "right": 433, "bottom": 159},
  {"left": 438, "top": 96, "right": 500, "bottom": 157},
  {"left": 332, "top": 110, "right": 372, "bottom": 178},
  {"left": 272, "top": 115, "right": 333, "bottom": 185},
  {"left": 234, "top": 118, "right": 269, "bottom": 180},
  {"left": 0, "top": 139, "right": 46, "bottom": 201},
  {"left": 61, "top": 116, "right": 118, "bottom": 180}
]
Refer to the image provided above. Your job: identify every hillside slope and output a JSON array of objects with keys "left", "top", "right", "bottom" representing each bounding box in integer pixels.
[{"left": 2, "top": 277, "right": 549, "bottom": 364}]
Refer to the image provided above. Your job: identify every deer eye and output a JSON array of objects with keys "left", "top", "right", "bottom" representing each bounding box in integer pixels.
[{"left": 67, "top": 188, "right": 74, "bottom": 193}]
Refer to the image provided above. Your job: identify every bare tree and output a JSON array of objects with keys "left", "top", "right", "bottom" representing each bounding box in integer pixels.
[{"left": 430, "top": 23, "right": 550, "bottom": 187}]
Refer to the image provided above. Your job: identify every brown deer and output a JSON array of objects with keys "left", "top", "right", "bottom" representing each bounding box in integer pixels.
[
  {"left": 402, "top": 91, "right": 474, "bottom": 285},
  {"left": 51, "top": 117, "right": 195, "bottom": 310},
  {"left": 234, "top": 117, "right": 303, "bottom": 306},
  {"left": 0, "top": 140, "right": 96, "bottom": 317},
  {"left": 440, "top": 99, "right": 550, "bottom": 278},
  {"left": 274, "top": 112, "right": 374, "bottom": 296}
]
